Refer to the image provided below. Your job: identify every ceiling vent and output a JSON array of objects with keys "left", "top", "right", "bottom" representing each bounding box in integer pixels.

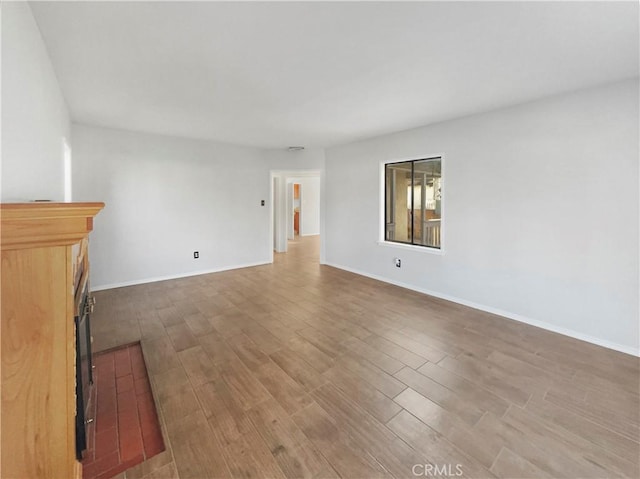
[{"left": 287, "top": 146, "right": 305, "bottom": 152}]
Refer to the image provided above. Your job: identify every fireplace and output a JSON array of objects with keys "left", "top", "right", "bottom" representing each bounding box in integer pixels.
[{"left": 74, "top": 279, "right": 95, "bottom": 459}]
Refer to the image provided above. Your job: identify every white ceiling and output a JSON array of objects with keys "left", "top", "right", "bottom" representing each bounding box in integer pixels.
[{"left": 30, "top": 1, "right": 638, "bottom": 149}]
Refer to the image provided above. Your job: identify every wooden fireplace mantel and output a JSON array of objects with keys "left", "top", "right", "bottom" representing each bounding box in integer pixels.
[
  {"left": 1, "top": 202, "right": 104, "bottom": 479},
  {"left": 1, "top": 202, "right": 105, "bottom": 250}
]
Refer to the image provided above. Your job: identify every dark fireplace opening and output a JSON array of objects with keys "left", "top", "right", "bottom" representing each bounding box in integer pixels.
[{"left": 75, "top": 285, "right": 94, "bottom": 460}]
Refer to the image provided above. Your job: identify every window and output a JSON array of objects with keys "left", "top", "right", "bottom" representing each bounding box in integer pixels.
[{"left": 385, "top": 157, "right": 442, "bottom": 249}]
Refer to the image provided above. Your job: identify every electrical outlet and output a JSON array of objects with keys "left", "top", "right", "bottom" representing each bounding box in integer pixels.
[
  {"left": 261, "top": 200, "right": 265, "bottom": 206},
  {"left": 193, "top": 251, "right": 199, "bottom": 259},
  {"left": 395, "top": 258, "right": 401, "bottom": 268}
]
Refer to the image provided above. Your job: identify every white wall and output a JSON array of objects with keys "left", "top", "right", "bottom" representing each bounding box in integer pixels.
[
  {"left": 273, "top": 175, "right": 288, "bottom": 253},
  {"left": 324, "top": 79, "right": 639, "bottom": 355},
  {"left": 262, "top": 148, "right": 326, "bottom": 172},
  {"left": 1, "top": 2, "right": 70, "bottom": 201},
  {"left": 73, "top": 124, "right": 276, "bottom": 289}
]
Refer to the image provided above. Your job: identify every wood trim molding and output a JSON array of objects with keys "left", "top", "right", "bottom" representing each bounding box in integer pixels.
[{"left": 1, "top": 202, "right": 105, "bottom": 250}]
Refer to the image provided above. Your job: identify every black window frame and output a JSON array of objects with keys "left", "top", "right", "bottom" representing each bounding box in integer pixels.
[{"left": 384, "top": 156, "right": 442, "bottom": 249}]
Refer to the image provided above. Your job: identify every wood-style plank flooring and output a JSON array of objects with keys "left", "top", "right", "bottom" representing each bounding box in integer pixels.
[{"left": 92, "top": 236, "right": 639, "bottom": 479}]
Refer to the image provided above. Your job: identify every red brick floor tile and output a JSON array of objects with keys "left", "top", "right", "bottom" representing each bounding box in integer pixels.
[
  {"left": 114, "top": 348, "right": 131, "bottom": 378},
  {"left": 139, "top": 413, "right": 158, "bottom": 435},
  {"left": 116, "top": 374, "right": 134, "bottom": 394},
  {"left": 136, "top": 392, "right": 157, "bottom": 421},
  {"left": 137, "top": 390, "right": 155, "bottom": 409},
  {"left": 130, "top": 347, "right": 145, "bottom": 369},
  {"left": 116, "top": 405, "right": 138, "bottom": 433},
  {"left": 96, "top": 368, "right": 116, "bottom": 392},
  {"left": 119, "top": 424, "right": 144, "bottom": 463},
  {"left": 83, "top": 450, "right": 119, "bottom": 479},
  {"left": 82, "top": 343, "right": 164, "bottom": 479},
  {"left": 96, "top": 399, "right": 118, "bottom": 434},
  {"left": 94, "top": 353, "right": 115, "bottom": 373},
  {"left": 132, "top": 364, "right": 147, "bottom": 381},
  {"left": 141, "top": 421, "right": 165, "bottom": 457},
  {"left": 134, "top": 376, "right": 150, "bottom": 396},
  {"left": 94, "top": 426, "right": 119, "bottom": 458},
  {"left": 97, "top": 382, "right": 117, "bottom": 411},
  {"left": 132, "top": 366, "right": 146, "bottom": 380},
  {"left": 96, "top": 398, "right": 116, "bottom": 422},
  {"left": 144, "top": 439, "right": 164, "bottom": 458},
  {"left": 116, "top": 388, "right": 137, "bottom": 413},
  {"left": 95, "top": 453, "right": 144, "bottom": 479}
]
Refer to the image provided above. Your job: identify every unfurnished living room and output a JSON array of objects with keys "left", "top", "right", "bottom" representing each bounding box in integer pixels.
[{"left": 1, "top": 1, "right": 638, "bottom": 479}]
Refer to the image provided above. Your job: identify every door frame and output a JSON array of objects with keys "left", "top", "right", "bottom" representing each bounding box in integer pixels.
[{"left": 270, "top": 169, "right": 321, "bottom": 258}]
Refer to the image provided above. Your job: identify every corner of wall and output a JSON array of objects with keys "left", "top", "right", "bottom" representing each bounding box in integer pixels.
[{"left": 1, "top": 1, "right": 71, "bottom": 202}]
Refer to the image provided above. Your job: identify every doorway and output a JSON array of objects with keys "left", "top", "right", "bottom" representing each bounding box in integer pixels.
[
  {"left": 270, "top": 170, "right": 321, "bottom": 259},
  {"left": 291, "top": 183, "right": 301, "bottom": 239}
]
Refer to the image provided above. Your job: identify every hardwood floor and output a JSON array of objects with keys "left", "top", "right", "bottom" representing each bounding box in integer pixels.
[{"left": 92, "top": 236, "right": 639, "bottom": 479}]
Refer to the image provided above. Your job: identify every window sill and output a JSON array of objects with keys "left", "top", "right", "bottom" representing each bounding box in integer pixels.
[{"left": 377, "top": 241, "right": 444, "bottom": 255}]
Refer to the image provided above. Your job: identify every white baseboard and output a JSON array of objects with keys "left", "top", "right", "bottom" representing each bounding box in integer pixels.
[
  {"left": 324, "top": 262, "right": 640, "bottom": 357},
  {"left": 92, "top": 260, "right": 272, "bottom": 291}
]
